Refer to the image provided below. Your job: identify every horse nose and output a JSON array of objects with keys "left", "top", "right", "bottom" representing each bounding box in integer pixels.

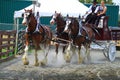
[
  {"left": 63, "top": 29, "right": 68, "bottom": 33},
  {"left": 22, "top": 22, "right": 26, "bottom": 25},
  {"left": 22, "top": 19, "right": 27, "bottom": 25},
  {"left": 50, "top": 20, "right": 54, "bottom": 25},
  {"left": 50, "top": 21, "right": 53, "bottom": 24}
]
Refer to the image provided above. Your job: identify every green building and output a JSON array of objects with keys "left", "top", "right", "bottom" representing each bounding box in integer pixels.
[{"left": 0, "top": 1, "right": 119, "bottom": 30}]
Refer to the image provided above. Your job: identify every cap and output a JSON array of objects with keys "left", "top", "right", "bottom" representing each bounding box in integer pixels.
[{"left": 92, "top": 0, "right": 97, "bottom": 3}]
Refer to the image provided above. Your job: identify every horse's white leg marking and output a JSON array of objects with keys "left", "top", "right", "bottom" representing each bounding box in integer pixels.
[
  {"left": 87, "top": 48, "right": 91, "bottom": 63},
  {"left": 78, "top": 47, "right": 83, "bottom": 64},
  {"left": 34, "top": 49, "right": 39, "bottom": 66},
  {"left": 23, "top": 45, "right": 28, "bottom": 58},
  {"left": 22, "top": 45, "right": 29, "bottom": 65},
  {"left": 65, "top": 43, "right": 71, "bottom": 62}
]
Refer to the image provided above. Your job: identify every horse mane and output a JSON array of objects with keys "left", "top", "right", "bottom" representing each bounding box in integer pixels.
[
  {"left": 56, "top": 13, "right": 66, "bottom": 26},
  {"left": 70, "top": 17, "right": 79, "bottom": 27},
  {"left": 25, "top": 10, "right": 37, "bottom": 32},
  {"left": 68, "top": 17, "right": 79, "bottom": 37}
]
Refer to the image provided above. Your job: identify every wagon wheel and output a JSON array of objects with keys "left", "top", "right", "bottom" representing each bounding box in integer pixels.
[
  {"left": 108, "top": 43, "right": 116, "bottom": 62},
  {"left": 103, "top": 43, "right": 116, "bottom": 62},
  {"left": 103, "top": 46, "right": 108, "bottom": 58}
]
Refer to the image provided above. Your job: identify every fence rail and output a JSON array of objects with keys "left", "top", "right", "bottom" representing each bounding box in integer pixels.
[
  {"left": 0, "top": 30, "right": 16, "bottom": 62},
  {"left": 17, "top": 30, "right": 25, "bottom": 54}
]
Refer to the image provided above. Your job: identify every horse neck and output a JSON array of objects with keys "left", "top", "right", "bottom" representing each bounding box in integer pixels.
[
  {"left": 56, "top": 17, "right": 66, "bottom": 33},
  {"left": 56, "top": 17, "right": 65, "bottom": 27},
  {"left": 71, "top": 20, "right": 79, "bottom": 35},
  {"left": 28, "top": 15, "right": 37, "bottom": 32}
]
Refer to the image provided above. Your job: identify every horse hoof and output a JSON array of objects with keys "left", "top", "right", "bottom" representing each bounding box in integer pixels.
[
  {"left": 22, "top": 58, "right": 29, "bottom": 65},
  {"left": 34, "top": 62, "right": 39, "bottom": 66},
  {"left": 66, "top": 59, "right": 70, "bottom": 63},
  {"left": 23, "top": 61, "right": 29, "bottom": 65},
  {"left": 65, "top": 54, "right": 71, "bottom": 63},
  {"left": 40, "top": 61, "right": 46, "bottom": 66},
  {"left": 78, "top": 60, "right": 82, "bottom": 64}
]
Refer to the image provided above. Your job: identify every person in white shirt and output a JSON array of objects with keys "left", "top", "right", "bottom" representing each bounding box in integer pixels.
[
  {"left": 84, "top": 0, "right": 99, "bottom": 25},
  {"left": 95, "top": 0, "right": 107, "bottom": 26},
  {"left": 35, "top": 11, "right": 41, "bottom": 32}
]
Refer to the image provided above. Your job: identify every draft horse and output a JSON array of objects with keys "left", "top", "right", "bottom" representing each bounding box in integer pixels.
[
  {"left": 64, "top": 17, "right": 95, "bottom": 63},
  {"left": 22, "top": 9, "right": 52, "bottom": 66},
  {"left": 50, "top": 11, "right": 69, "bottom": 59}
]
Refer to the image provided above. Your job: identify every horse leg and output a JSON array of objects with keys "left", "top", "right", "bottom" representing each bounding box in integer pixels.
[
  {"left": 78, "top": 46, "right": 83, "bottom": 64},
  {"left": 71, "top": 45, "right": 76, "bottom": 59},
  {"left": 86, "top": 43, "right": 91, "bottom": 63},
  {"left": 40, "top": 42, "right": 50, "bottom": 66},
  {"left": 65, "top": 43, "right": 71, "bottom": 63},
  {"left": 62, "top": 46, "right": 66, "bottom": 60},
  {"left": 22, "top": 35, "right": 29, "bottom": 65},
  {"left": 33, "top": 42, "right": 39, "bottom": 66},
  {"left": 63, "top": 46, "right": 66, "bottom": 53},
  {"left": 34, "top": 49, "right": 39, "bottom": 66},
  {"left": 55, "top": 43, "right": 59, "bottom": 57},
  {"left": 51, "top": 43, "right": 59, "bottom": 63}
]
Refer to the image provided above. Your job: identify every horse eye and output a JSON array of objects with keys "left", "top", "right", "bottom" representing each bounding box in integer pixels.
[
  {"left": 53, "top": 18, "right": 56, "bottom": 21},
  {"left": 22, "top": 13, "right": 24, "bottom": 17}
]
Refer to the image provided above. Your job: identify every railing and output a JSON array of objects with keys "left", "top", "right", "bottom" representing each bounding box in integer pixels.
[
  {"left": 0, "top": 30, "right": 16, "bottom": 62},
  {"left": 17, "top": 30, "right": 25, "bottom": 54}
]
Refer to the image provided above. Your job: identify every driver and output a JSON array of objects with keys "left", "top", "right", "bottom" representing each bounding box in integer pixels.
[
  {"left": 84, "top": 0, "right": 99, "bottom": 25},
  {"left": 95, "top": 0, "right": 107, "bottom": 26},
  {"left": 34, "top": 11, "right": 41, "bottom": 33}
]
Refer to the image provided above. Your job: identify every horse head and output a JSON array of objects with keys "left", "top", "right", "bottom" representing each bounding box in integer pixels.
[
  {"left": 22, "top": 9, "right": 37, "bottom": 25},
  {"left": 64, "top": 17, "right": 79, "bottom": 35},
  {"left": 64, "top": 17, "right": 71, "bottom": 33},
  {"left": 50, "top": 11, "right": 65, "bottom": 25},
  {"left": 50, "top": 11, "right": 66, "bottom": 34},
  {"left": 22, "top": 9, "right": 37, "bottom": 32}
]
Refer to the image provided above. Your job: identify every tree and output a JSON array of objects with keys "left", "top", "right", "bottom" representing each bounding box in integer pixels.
[{"left": 79, "top": 0, "right": 113, "bottom": 4}]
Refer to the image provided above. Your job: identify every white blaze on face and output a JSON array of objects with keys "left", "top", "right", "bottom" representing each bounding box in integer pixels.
[
  {"left": 22, "top": 12, "right": 30, "bottom": 25},
  {"left": 64, "top": 20, "right": 71, "bottom": 31},
  {"left": 50, "top": 14, "right": 56, "bottom": 24}
]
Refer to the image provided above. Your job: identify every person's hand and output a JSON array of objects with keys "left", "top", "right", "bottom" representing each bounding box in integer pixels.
[
  {"left": 86, "top": 12, "right": 88, "bottom": 14},
  {"left": 92, "top": 13, "right": 95, "bottom": 15},
  {"left": 97, "top": 13, "right": 100, "bottom": 16}
]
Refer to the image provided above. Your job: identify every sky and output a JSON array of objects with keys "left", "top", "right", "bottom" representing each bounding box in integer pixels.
[{"left": 113, "top": 0, "right": 120, "bottom": 5}]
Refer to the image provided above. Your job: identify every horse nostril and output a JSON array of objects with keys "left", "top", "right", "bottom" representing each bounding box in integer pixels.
[
  {"left": 50, "top": 21, "right": 54, "bottom": 25},
  {"left": 64, "top": 30, "right": 68, "bottom": 33},
  {"left": 22, "top": 22, "right": 26, "bottom": 25}
]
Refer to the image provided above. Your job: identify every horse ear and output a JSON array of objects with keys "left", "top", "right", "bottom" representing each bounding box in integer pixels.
[
  {"left": 55, "top": 11, "right": 57, "bottom": 13},
  {"left": 30, "top": 9, "right": 32, "bottom": 13},
  {"left": 67, "top": 14, "right": 69, "bottom": 18},
  {"left": 78, "top": 15, "right": 81, "bottom": 19}
]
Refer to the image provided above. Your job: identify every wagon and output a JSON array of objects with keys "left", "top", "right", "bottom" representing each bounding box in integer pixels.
[{"left": 93, "top": 16, "right": 120, "bottom": 62}]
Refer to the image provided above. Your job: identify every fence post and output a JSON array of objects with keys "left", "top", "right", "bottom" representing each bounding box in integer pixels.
[
  {"left": 0, "top": 33, "right": 2, "bottom": 59},
  {"left": 14, "top": 18, "right": 19, "bottom": 56}
]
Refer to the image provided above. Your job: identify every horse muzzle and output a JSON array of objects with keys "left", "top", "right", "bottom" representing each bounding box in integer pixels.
[
  {"left": 63, "top": 30, "right": 69, "bottom": 33},
  {"left": 50, "top": 20, "right": 55, "bottom": 25},
  {"left": 22, "top": 22, "right": 27, "bottom": 26}
]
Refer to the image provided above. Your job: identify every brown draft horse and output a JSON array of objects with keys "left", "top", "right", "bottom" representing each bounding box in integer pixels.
[
  {"left": 22, "top": 9, "right": 52, "bottom": 66},
  {"left": 50, "top": 11, "right": 69, "bottom": 59},
  {"left": 64, "top": 17, "right": 95, "bottom": 64}
]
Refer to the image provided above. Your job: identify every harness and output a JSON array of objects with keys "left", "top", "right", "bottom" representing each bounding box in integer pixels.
[{"left": 78, "top": 19, "right": 90, "bottom": 40}]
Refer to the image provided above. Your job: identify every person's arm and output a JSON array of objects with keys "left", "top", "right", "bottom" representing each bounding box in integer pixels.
[
  {"left": 94, "top": 6, "right": 99, "bottom": 14},
  {"left": 98, "top": 6, "right": 107, "bottom": 16},
  {"left": 100, "top": 6, "right": 107, "bottom": 15},
  {"left": 86, "top": 5, "right": 92, "bottom": 14}
]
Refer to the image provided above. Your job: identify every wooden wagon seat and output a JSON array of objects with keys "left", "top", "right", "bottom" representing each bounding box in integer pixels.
[{"left": 95, "top": 16, "right": 111, "bottom": 40}]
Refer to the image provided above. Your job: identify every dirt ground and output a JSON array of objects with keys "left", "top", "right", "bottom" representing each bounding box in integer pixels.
[{"left": 0, "top": 46, "right": 120, "bottom": 80}]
